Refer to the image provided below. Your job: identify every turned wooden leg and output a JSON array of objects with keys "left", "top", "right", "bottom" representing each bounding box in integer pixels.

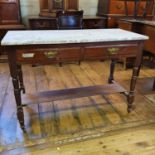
[
  {"left": 17, "top": 64, "right": 25, "bottom": 94},
  {"left": 7, "top": 47, "right": 25, "bottom": 131},
  {"left": 127, "top": 67, "right": 139, "bottom": 112},
  {"left": 127, "top": 42, "right": 144, "bottom": 112},
  {"left": 153, "top": 78, "right": 155, "bottom": 90},
  {"left": 108, "top": 59, "right": 117, "bottom": 84}
]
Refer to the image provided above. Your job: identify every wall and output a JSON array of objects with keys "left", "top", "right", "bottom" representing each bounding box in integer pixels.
[
  {"left": 20, "top": 0, "right": 98, "bottom": 26},
  {"left": 79, "top": 0, "right": 98, "bottom": 15}
]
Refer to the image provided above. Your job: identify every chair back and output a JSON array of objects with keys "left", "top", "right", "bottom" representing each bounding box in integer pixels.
[{"left": 57, "top": 10, "right": 83, "bottom": 30}]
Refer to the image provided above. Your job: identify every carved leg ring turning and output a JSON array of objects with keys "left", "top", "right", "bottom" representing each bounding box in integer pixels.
[{"left": 17, "top": 64, "right": 25, "bottom": 94}]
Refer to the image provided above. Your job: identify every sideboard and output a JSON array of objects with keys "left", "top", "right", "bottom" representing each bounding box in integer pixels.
[{"left": 29, "top": 16, "right": 107, "bottom": 30}]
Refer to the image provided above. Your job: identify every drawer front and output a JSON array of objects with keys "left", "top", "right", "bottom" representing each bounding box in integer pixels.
[
  {"left": 29, "top": 19, "right": 51, "bottom": 30},
  {"left": 83, "top": 19, "right": 106, "bottom": 29},
  {"left": 16, "top": 48, "right": 82, "bottom": 64},
  {"left": 16, "top": 46, "right": 138, "bottom": 64},
  {"left": 84, "top": 45, "right": 138, "bottom": 60},
  {"left": 58, "top": 48, "right": 81, "bottom": 61},
  {"left": 16, "top": 49, "right": 60, "bottom": 64},
  {"left": 29, "top": 19, "right": 57, "bottom": 30}
]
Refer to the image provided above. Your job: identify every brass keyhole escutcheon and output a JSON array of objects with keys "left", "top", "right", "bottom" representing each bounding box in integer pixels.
[
  {"left": 44, "top": 51, "right": 58, "bottom": 58},
  {"left": 108, "top": 48, "right": 119, "bottom": 55}
]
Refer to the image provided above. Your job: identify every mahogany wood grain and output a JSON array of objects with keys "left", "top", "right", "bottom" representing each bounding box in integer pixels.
[
  {"left": 97, "top": 0, "right": 154, "bottom": 28},
  {"left": 0, "top": 0, "right": 21, "bottom": 24}
]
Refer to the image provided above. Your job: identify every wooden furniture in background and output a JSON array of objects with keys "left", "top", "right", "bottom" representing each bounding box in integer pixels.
[
  {"left": 29, "top": 15, "right": 107, "bottom": 30},
  {"left": 118, "top": 19, "right": 155, "bottom": 54},
  {"left": 57, "top": 10, "right": 83, "bottom": 29},
  {"left": 0, "top": 0, "right": 25, "bottom": 58},
  {"left": 39, "top": 0, "right": 79, "bottom": 17},
  {"left": 1, "top": 29, "right": 148, "bottom": 131},
  {"left": 118, "top": 19, "right": 155, "bottom": 88},
  {"left": 0, "top": 0, "right": 21, "bottom": 24},
  {"left": 97, "top": 0, "right": 154, "bottom": 28}
]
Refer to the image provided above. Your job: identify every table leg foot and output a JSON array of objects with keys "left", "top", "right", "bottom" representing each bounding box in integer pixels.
[
  {"left": 21, "top": 126, "right": 27, "bottom": 133},
  {"left": 17, "top": 106, "right": 25, "bottom": 131},
  {"left": 127, "top": 92, "right": 134, "bottom": 113}
]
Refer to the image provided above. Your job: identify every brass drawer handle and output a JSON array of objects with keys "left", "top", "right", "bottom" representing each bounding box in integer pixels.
[
  {"left": 108, "top": 48, "right": 119, "bottom": 55},
  {"left": 44, "top": 51, "right": 58, "bottom": 58}
]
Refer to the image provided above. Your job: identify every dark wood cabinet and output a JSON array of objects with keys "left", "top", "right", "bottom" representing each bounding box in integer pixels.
[
  {"left": 29, "top": 16, "right": 107, "bottom": 30},
  {"left": 97, "top": 0, "right": 154, "bottom": 28},
  {"left": 0, "top": 0, "right": 25, "bottom": 58},
  {"left": 39, "top": 0, "right": 79, "bottom": 17},
  {"left": 29, "top": 17, "right": 57, "bottom": 30},
  {"left": 0, "top": 0, "right": 21, "bottom": 24}
]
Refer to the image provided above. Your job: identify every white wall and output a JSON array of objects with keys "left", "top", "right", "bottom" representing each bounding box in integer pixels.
[
  {"left": 20, "top": 0, "right": 40, "bottom": 25},
  {"left": 20, "top": 0, "right": 98, "bottom": 26},
  {"left": 79, "top": 0, "right": 98, "bottom": 15}
]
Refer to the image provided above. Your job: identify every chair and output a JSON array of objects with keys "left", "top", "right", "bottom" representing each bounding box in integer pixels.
[
  {"left": 56, "top": 10, "right": 83, "bottom": 66},
  {"left": 57, "top": 10, "right": 83, "bottom": 30}
]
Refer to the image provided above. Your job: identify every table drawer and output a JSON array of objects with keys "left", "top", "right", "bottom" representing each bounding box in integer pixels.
[
  {"left": 16, "top": 48, "right": 82, "bottom": 64},
  {"left": 29, "top": 19, "right": 57, "bottom": 30},
  {"left": 16, "top": 50, "right": 58, "bottom": 64},
  {"left": 84, "top": 45, "right": 138, "bottom": 60},
  {"left": 58, "top": 48, "right": 81, "bottom": 60}
]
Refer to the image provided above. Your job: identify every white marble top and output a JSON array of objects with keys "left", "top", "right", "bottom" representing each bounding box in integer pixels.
[{"left": 1, "top": 29, "right": 148, "bottom": 46}]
